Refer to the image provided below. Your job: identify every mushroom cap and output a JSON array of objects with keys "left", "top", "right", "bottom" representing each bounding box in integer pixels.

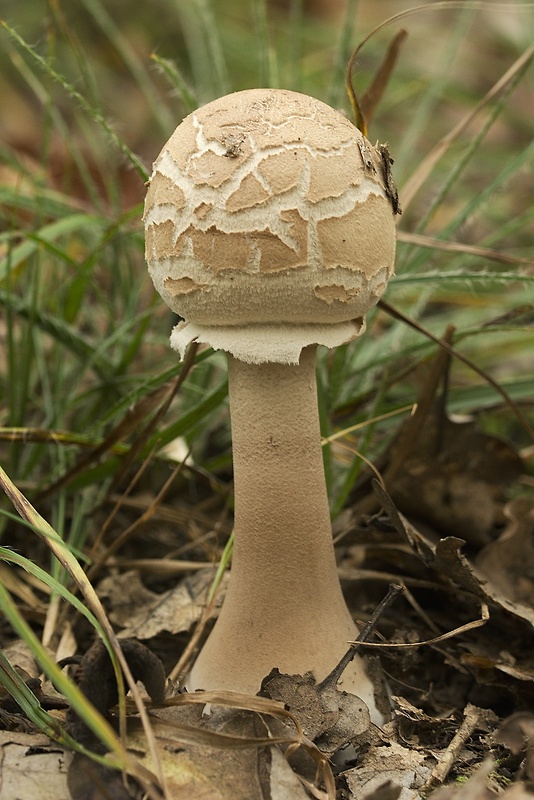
[{"left": 144, "top": 88, "right": 396, "bottom": 364}]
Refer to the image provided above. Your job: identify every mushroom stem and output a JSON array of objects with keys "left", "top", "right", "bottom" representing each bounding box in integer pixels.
[{"left": 189, "top": 346, "right": 381, "bottom": 723}]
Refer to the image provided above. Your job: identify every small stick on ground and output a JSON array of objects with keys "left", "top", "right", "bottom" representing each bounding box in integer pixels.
[{"left": 423, "top": 703, "right": 484, "bottom": 791}]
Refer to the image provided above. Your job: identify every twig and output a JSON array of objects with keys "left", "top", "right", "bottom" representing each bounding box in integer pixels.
[
  {"left": 317, "top": 583, "right": 404, "bottom": 691},
  {"left": 424, "top": 703, "right": 485, "bottom": 790}
]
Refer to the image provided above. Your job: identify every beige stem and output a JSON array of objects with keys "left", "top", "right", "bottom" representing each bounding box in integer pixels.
[{"left": 189, "top": 346, "right": 380, "bottom": 722}]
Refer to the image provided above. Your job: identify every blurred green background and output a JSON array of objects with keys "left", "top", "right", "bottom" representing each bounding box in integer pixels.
[{"left": 0, "top": 0, "right": 533, "bottom": 520}]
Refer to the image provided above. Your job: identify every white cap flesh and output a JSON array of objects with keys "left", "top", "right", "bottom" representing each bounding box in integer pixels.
[{"left": 144, "top": 88, "right": 396, "bottom": 364}]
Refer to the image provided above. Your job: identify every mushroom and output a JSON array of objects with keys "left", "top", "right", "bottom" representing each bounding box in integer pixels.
[{"left": 144, "top": 88, "right": 396, "bottom": 725}]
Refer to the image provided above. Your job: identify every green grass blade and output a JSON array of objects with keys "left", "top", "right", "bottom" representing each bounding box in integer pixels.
[
  {"left": 0, "top": 651, "right": 155, "bottom": 775},
  {"left": 0, "top": 583, "right": 127, "bottom": 762},
  {"left": 287, "top": 0, "right": 305, "bottom": 92},
  {"left": 0, "top": 651, "right": 77, "bottom": 744},
  {"left": 173, "top": 0, "right": 230, "bottom": 101},
  {"left": 150, "top": 53, "right": 198, "bottom": 114},
  {"left": 0, "top": 288, "right": 115, "bottom": 381},
  {"left": 391, "top": 271, "right": 534, "bottom": 289},
  {"left": 251, "top": 0, "right": 279, "bottom": 88},
  {"left": 0, "top": 214, "right": 107, "bottom": 277},
  {"left": 327, "top": 0, "right": 359, "bottom": 108},
  {"left": 0, "top": 20, "right": 148, "bottom": 180},
  {"left": 0, "top": 547, "right": 102, "bottom": 633},
  {"left": 0, "top": 466, "right": 165, "bottom": 784},
  {"left": 77, "top": 0, "right": 172, "bottom": 134},
  {"left": 194, "top": 0, "right": 230, "bottom": 96},
  {"left": 443, "top": 139, "right": 534, "bottom": 241},
  {"left": 411, "top": 53, "right": 534, "bottom": 243},
  {"left": 395, "top": 6, "right": 477, "bottom": 173},
  {"left": 151, "top": 378, "right": 228, "bottom": 451}
]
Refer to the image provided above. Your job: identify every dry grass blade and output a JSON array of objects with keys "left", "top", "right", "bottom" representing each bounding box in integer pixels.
[
  {"left": 0, "top": 428, "right": 103, "bottom": 448},
  {"left": 37, "top": 343, "right": 199, "bottom": 502},
  {"left": 110, "top": 558, "right": 210, "bottom": 574},
  {"left": 146, "top": 719, "right": 335, "bottom": 799},
  {"left": 0, "top": 563, "right": 46, "bottom": 608},
  {"left": 346, "top": 27, "right": 408, "bottom": 134},
  {"left": 397, "top": 231, "right": 534, "bottom": 267},
  {"left": 150, "top": 716, "right": 296, "bottom": 750},
  {"left": 104, "top": 492, "right": 230, "bottom": 529},
  {"left": 343, "top": 0, "right": 534, "bottom": 135},
  {"left": 358, "top": 601, "right": 489, "bottom": 649},
  {"left": 349, "top": 2, "right": 534, "bottom": 64},
  {"left": 167, "top": 689, "right": 299, "bottom": 725},
  {"left": 384, "top": 324, "right": 455, "bottom": 483},
  {"left": 360, "top": 29, "right": 408, "bottom": 131},
  {"left": 106, "top": 342, "right": 199, "bottom": 497},
  {"left": 378, "top": 300, "right": 534, "bottom": 439},
  {"left": 87, "top": 453, "right": 189, "bottom": 578},
  {"left": 0, "top": 467, "right": 165, "bottom": 795},
  {"left": 323, "top": 404, "right": 415, "bottom": 445},
  {"left": 400, "top": 42, "right": 534, "bottom": 211},
  {"left": 162, "top": 690, "right": 336, "bottom": 798},
  {"left": 36, "top": 382, "right": 172, "bottom": 500}
]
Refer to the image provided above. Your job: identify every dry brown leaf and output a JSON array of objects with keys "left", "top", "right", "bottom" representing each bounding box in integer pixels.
[
  {"left": 374, "top": 482, "right": 534, "bottom": 629},
  {"left": 150, "top": 691, "right": 338, "bottom": 797},
  {"left": 499, "top": 785, "right": 534, "bottom": 799},
  {"left": 0, "top": 564, "right": 46, "bottom": 610},
  {"left": 426, "top": 756, "right": 534, "bottom": 799},
  {"left": 424, "top": 704, "right": 497, "bottom": 791},
  {"left": 260, "top": 669, "right": 370, "bottom": 754},
  {"left": 269, "top": 747, "right": 315, "bottom": 800},
  {"left": 130, "top": 703, "right": 312, "bottom": 800},
  {"left": 386, "top": 406, "right": 523, "bottom": 546},
  {"left": 359, "top": 29, "right": 408, "bottom": 130},
  {"left": 350, "top": 325, "right": 526, "bottom": 542},
  {"left": 344, "top": 739, "right": 433, "bottom": 799},
  {"left": 98, "top": 568, "right": 225, "bottom": 640},
  {"left": 1, "top": 640, "right": 40, "bottom": 680},
  {"left": 393, "top": 697, "right": 456, "bottom": 751},
  {"left": 475, "top": 500, "right": 534, "bottom": 608},
  {"left": 0, "top": 731, "right": 71, "bottom": 800},
  {"left": 494, "top": 713, "right": 534, "bottom": 782},
  {"left": 356, "top": 782, "right": 403, "bottom": 800}
]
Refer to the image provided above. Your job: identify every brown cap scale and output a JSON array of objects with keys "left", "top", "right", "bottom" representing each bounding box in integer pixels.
[{"left": 144, "top": 89, "right": 396, "bottom": 724}]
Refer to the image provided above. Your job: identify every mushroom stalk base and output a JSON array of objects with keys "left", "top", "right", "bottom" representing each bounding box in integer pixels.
[{"left": 188, "top": 347, "right": 381, "bottom": 723}]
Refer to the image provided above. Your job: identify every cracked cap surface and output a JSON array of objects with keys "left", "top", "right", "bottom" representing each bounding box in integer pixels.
[{"left": 144, "top": 88, "right": 396, "bottom": 363}]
